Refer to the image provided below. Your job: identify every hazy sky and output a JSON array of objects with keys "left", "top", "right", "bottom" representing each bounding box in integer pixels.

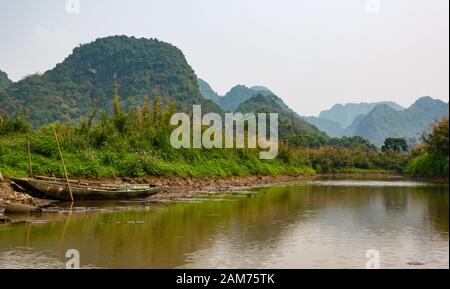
[{"left": 0, "top": 0, "right": 448, "bottom": 115}]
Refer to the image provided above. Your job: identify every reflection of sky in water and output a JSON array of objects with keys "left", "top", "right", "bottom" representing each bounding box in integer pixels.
[
  {"left": 182, "top": 189, "right": 448, "bottom": 269},
  {"left": 0, "top": 248, "right": 64, "bottom": 269},
  {"left": 308, "top": 180, "right": 434, "bottom": 187},
  {"left": 0, "top": 179, "right": 448, "bottom": 269}
]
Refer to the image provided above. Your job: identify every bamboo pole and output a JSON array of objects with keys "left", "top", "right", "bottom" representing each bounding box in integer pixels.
[
  {"left": 27, "top": 141, "right": 33, "bottom": 178},
  {"left": 53, "top": 127, "right": 74, "bottom": 202}
]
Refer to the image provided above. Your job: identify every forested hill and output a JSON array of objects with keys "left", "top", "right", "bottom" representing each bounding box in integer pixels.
[
  {"left": 219, "top": 85, "right": 274, "bottom": 112},
  {"left": 0, "top": 70, "right": 12, "bottom": 92},
  {"left": 198, "top": 78, "right": 221, "bottom": 105},
  {"left": 236, "top": 94, "right": 329, "bottom": 147},
  {"left": 0, "top": 36, "right": 221, "bottom": 127},
  {"left": 198, "top": 79, "right": 274, "bottom": 112}
]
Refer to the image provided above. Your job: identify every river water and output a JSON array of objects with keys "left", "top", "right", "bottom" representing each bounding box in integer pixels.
[{"left": 0, "top": 178, "right": 448, "bottom": 269}]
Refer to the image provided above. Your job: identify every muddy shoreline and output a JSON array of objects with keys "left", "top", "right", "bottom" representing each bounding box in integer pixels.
[
  {"left": 0, "top": 173, "right": 398, "bottom": 208},
  {"left": 0, "top": 173, "right": 447, "bottom": 212}
]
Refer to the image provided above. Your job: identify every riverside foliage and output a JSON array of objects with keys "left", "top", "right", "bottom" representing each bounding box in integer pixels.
[
  {"left": 405, "top": 117, "right": 449, "bottom": 178},
  {"left": 0, "top": 98, "right": 413, "bottom": 179}
]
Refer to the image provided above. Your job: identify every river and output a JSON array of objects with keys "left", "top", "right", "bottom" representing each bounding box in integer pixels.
[{"left": 0, "top": 177, "right": 448, "bottom": 269}]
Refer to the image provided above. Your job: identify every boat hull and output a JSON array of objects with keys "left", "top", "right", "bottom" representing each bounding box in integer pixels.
[{"left": 11, "top": 178, "right": 161, "bottom": 201}]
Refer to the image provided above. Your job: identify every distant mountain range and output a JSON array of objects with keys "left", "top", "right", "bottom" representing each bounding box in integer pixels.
[
  {"left": 0, "top": 36, "right": 326, "bottom": 148},
  {"left": 351, "top": 97, "right": 448, "bottom": 146},
  {"left": 198, "top": 79, "right": 221, "bottom": 105},
  {"left": 303, "top": 97, "right": 449, "bottom": 146},
  {"left": 320, "top": 102, "right": 405, "bottom": 128},
  {"left": 1, "top": 35, "right": 447, "bottom": 149},
  {"left": 198, "top": 79, "right": 273, "bottom": 112},
  {"left": 236, "top": 94, "right": 327, "bottom": 145},
  {"left": 198, "top": 79, "right": 327, "bottom": 146},
  {"left": 198, "top": 79, "right": 449, "bottom": 147}
]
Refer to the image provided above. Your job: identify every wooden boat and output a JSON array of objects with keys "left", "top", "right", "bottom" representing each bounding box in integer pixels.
[
  {"left": 10, "top": 131, "right": 162, "bottom": 202},
  {"left": 11, "top": 177, "right": 162, "bottom": 201}
]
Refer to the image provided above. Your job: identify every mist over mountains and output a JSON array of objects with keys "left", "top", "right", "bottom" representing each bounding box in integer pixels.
[
  {"left": 302, "top": 97, "right": 448, "bottom": 146},
  {"left": 198, "top": 79, "right": 273, "bottom": 112},
  {"left": 199, "top": 78, "right": 448, "bottom": 147},
  {"left": 0, "top": 35, "right": 447, "bottom": 148},
  {"left": 319, "top": 102, "right": 405, "bottom": 128}
]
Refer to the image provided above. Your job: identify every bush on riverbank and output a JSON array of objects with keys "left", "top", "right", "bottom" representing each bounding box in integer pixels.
[
  {"left": 405, "top": 117, "right": 449, "bottom": 178},
  {"left": 405, "top": 154, "right": 449, "bottom": 178}
]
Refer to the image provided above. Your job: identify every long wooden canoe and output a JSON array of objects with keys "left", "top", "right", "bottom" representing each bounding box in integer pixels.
[{"left": 11, "top": 177, "right": 161, "bottom": 201}]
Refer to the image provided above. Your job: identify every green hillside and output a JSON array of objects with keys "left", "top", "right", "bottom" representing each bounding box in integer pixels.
[
  {"left": 198, "top": 78, "right": 221, "bottom": 105},
  {"left": 217, "top": 85, "right": 272, "bottom": 112},
  {"left": 0, "top": 36, "right": 221, "bottom": 127},
  {"left": 0, "top": 70, "right": 12, "bottom": 92},
  {"left": 236, "top": 94, "right": 328, "bottom": 148}
]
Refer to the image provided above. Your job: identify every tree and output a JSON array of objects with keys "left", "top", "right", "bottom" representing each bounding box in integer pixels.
[
  {"left": 422, "top": 117, "right": 449, "bottom": 157},
  {"left": 382, "top": 138, "right": 408, "bottom": 153}
]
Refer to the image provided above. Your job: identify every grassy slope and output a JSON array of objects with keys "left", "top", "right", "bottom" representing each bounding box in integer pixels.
[
  {"left": 0, "top": 99, "right": 410, "bottom": 179},
  {"left": 0, "top": 133, "right": 316, "bottom": 178},
  {"left": 0, "top": 134, "right": 403, "bottom": 179}
]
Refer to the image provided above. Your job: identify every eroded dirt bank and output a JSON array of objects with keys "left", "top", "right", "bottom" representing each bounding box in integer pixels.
[{"left": 0, "top": 173, "right": 408, "bottom": 211}]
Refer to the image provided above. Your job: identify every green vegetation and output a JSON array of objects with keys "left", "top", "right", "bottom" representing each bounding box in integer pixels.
[
  {"left": 0, "top": 114, "right": 30, "bottom": 136},
  {"left": 197, "top": 79, "right": 276, "bottom": 112},
  {"left": 217, "top": 85, "right": 273, "bottom": 112},
  {"left": 237, "top": 94, "right": 381, "bottom": 151},
  {"left": 326, "top": 136, "right": 377, "bottom": 151},
  {"left": 406, "top": 117, "right": 449, "bottom": 178},
  {"left": 218, "top": 85, "right": 256, "bottom": 112},
  {"left": 0, "top": 36, "right": 440, "bottom": 180},
  {"left": 382, "top": 138, "right": 408, "bottom": 153},
  {"left": 0, "top": 97, "right": 410, "bottom": 179},
  {"left": 237, "top": 94, "right": 328, "bottom": 147}
]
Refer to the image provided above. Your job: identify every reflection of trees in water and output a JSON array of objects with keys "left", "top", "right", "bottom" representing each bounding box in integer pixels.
[
  {"left": 379, "top": 186, "right": 448, "bottom": 240},
  {"left": 383, "top": 190, "right": 408, "bottom": 212},
  {"left": 0, "top": 183, "right": 447, "bottom": 268},
  {"left": 0, "top": 190, "right": 333, "bottom": 268},
  {"left": 409, "top": 186, "right": 449, "bottom": 236}
]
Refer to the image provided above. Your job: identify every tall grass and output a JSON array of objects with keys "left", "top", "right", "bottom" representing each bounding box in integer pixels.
[{"left": 0, "top": 98, "right": 410, "bottom": 178}]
